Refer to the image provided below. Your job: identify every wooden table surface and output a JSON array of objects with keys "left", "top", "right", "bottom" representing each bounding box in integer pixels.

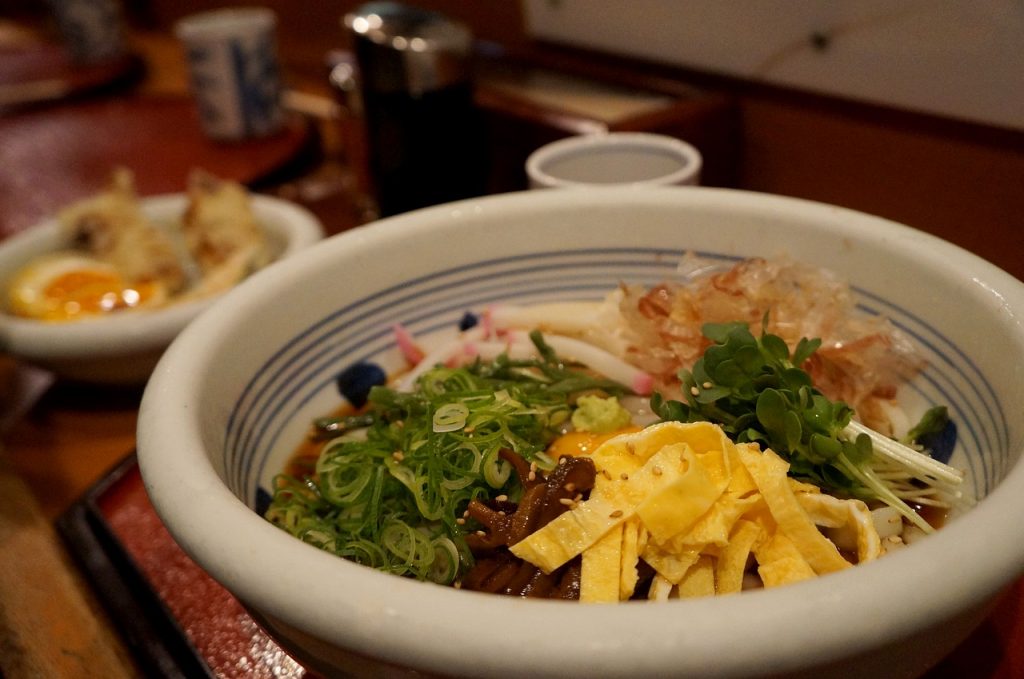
[{"left": 0, "top": 18, "right": 1021, "bottom": 679}]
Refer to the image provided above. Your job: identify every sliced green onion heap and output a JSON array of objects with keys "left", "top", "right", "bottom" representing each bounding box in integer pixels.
[
  {"left": 265, "top": 331, "right": 629, "bottom": 584},
  {"left": 651, "top": 320, "right": 963, "bottom": 533}
]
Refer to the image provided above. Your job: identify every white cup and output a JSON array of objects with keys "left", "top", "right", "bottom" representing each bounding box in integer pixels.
[
  {"left": 175, "top": 8, "right": 284, "bottom": 141},
  {"left": 526, "top": 132, "right": 702, "bottom": 189}
]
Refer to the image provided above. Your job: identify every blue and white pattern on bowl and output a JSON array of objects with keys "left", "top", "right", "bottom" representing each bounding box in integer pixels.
[{"left": 223, "top": 247, "right": 1006, "bottom": 512}]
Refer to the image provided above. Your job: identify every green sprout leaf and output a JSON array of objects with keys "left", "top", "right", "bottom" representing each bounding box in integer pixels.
[
  {"left": 761, "top": 333, "right": 790, "bottom": 362},
  {"left": 792, "top": 337, "right": 822, "bottom": 367},
  {"left": 902, "top": 405, "right": 950, "bottom": 445}
]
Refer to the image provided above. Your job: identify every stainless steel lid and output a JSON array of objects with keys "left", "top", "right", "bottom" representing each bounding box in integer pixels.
[{"left": 343, "top": 2, "right": 473, "bottom": 96}]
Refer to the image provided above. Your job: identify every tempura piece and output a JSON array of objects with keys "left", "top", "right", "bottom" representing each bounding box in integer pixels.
[
  {"left": 57, "top": 168, "right": 186, "bottom": 292},
  {"left": 181, "top": 169, "right": 270, "bottom": 298}
]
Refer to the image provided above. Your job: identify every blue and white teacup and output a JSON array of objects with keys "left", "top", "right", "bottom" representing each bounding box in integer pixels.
[{"left": 175, "top": 8, "right": 284, "bottom": 141}]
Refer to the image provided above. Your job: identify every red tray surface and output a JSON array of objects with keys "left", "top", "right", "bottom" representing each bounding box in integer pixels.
[{"left": 96, "top": 462, "right": 316, "bottom": 678}]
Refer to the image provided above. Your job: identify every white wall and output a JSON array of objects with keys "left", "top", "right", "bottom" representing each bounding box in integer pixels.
[{"left": 523, "top": 0, "right": 1024, "bottom": 131}]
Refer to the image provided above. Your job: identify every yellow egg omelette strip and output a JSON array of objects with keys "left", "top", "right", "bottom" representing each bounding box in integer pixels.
[
  {"left": 587, "top": 428, "right": 649, "bottom": 480},
  {"left": 629, "top": 421, "right": 732, "bottom": 464},
  {"left": 578, "top": 434, "right": 647, "bottom": 603},
  {"left": 588, "top": 422, "right": 734, "bottom": 546},
  {"left": 694, "top": 446, "right": 730, "bottom": 490},
  {"left": 736, "top": 444, "right": 852, "bottom": 575},
  {"left": 575, "top": 434, "right": 688, "bottom": 602},
  {"left": 848, "top": 500, "right": 881, "bottom": 563},
  {"left": 588, "top": 435, "right": 644, "bottom": 503},
  {"left": 714, "top": 519, "right": 764, "bottom": 595},
  {"left": 634, "top": 445, "right": 728, "bottom": 544},
  {"left": 793, "top": 492, "right": 846, "bottom": 528},
  {"left": 640, "top": 542, "right": 702, "bottom": 585},
  {"left": 755, "top": 532, "right": 817, "bottom": 588},
  {"left": 677, "top": 554, "right": 717, "bottom": 598},
  {"left": 510, "top": 444, "right": 687, "bottom": 573},
  {"left": 788, "top": 477, "right": 822, "bottom": 495},
  {"left": 726, "top": 443, "right": 760, "bottom": 497},
  {"left": 619, "top": 517, "right": 646, "bottom": 600},
  {"left": 660, "top": 492, "right": 762, "bottom": 552},
  {"left": 797, "top": 492, "right": 882, "bottom": 563},
  {"left": 580, "top": 522, "right": 623, "bottom": 603}
]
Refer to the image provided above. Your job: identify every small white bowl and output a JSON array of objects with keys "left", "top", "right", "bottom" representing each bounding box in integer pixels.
[
  {"left": 526, "top": 132, "right": 703, "bottom": 188},
  {"left": 0, "top": 193, "right": 324, "bottom": 384},
  {"left": 138, "top": 187, "right": 1024, "bottom": 678}
]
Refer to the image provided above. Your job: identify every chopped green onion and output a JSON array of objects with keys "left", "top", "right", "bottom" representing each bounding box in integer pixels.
[
  {"left": 429, "top": 537, "right": 461, "bottom": 584},
  {"left": 433, "top": 402, "right": 470, "bottom": 433},
  {"left": 265, "top": 337, "right": 630, "bottom": 583},
  {"left": 482, "top": 447, "right": 513, "bottom": 487}
]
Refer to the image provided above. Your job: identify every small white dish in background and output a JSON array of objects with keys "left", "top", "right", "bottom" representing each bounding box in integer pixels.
[
  {"left": 137, "top": 187, "right": 1024, "bottom": 678},
  {"left": 526, "top": 131, "right": 702, "bottom": 188},
  {"left": 0, "top": 193, "right": 324, "bottom": 384}
]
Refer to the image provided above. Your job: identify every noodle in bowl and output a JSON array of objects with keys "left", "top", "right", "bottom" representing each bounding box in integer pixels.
[{"left": 137, "top": 187, "right": 1024, "bottom": 678}]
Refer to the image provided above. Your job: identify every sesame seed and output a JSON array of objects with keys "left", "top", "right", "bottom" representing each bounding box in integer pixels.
[
  {"left": 702, "top": 381, "right": 713, "bottom": 389},
  {"left": 690, "top": 386, "right": 700, "bottom": 396},
  {"left": 495, "top": 494, "right": 508, "bottom": 502},
  {"left": 463, "top": 510, "right": 470, "bottom": 518},
  {"left": 529, "top": 461, "right": 538, "bottom": 472},
  {"left": 609, "top": 510, "right": 624, "bottom": 518},
  {"left": 497, "top": 511, "right": 506, "bottom": 516},
  {"left": 558, "top": 457, "right": 568, "bottom": 465},
  {"left": 453, "top": 581, "right": 462, "bottom": 589},
  {"left": 528, "top": 471, "right": 537, "bottom": 482},
  {"left": 558, "top": 498, "right": 575, "bottom": 507},
  {"left": 564, "top": 482, "right": 576, "bottom": 492},
  {"left": 464, "top": 426, "right": 475, "bottom": 433},
  {"left": 573, "top": 493, "right": 583, "bottom": 502},
  {"left": 475, "top": 530, "right": 486, "bottom": 537},
  {"left": 456, "top": 518, "right": 466, "bottom": 525},
  {"left": 392, "top": 451, "right": 405, "bottom": 461}
]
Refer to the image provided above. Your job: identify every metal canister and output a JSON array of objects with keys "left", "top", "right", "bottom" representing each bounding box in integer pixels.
[{"left": 343, "top": 2, "right": 487, "bottom": 217}]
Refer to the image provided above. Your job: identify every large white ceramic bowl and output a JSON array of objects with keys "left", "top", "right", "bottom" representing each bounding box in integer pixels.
[
  {"left": 0, "top": 193, "right": 324, "bottom": 384},
  {"left": 137, "top": 188, "right": 1024, "bottom": 678}
]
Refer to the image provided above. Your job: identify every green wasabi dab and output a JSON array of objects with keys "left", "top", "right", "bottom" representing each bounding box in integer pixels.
[{"left": 571, "top": 394, "right": 632, "bottom": 434}]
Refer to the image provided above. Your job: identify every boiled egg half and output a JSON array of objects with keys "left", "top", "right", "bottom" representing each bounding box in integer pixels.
[{"left": 6, "top": 252, "right": 167, "bottom": 322}]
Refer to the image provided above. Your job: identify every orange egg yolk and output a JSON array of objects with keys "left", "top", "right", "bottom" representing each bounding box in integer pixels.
[
  {"left": 548, "top": 425, "right": 642, "bottom": 459},
  {"left": 37, "top": 270, "right": 159, "bottom": 321}
]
